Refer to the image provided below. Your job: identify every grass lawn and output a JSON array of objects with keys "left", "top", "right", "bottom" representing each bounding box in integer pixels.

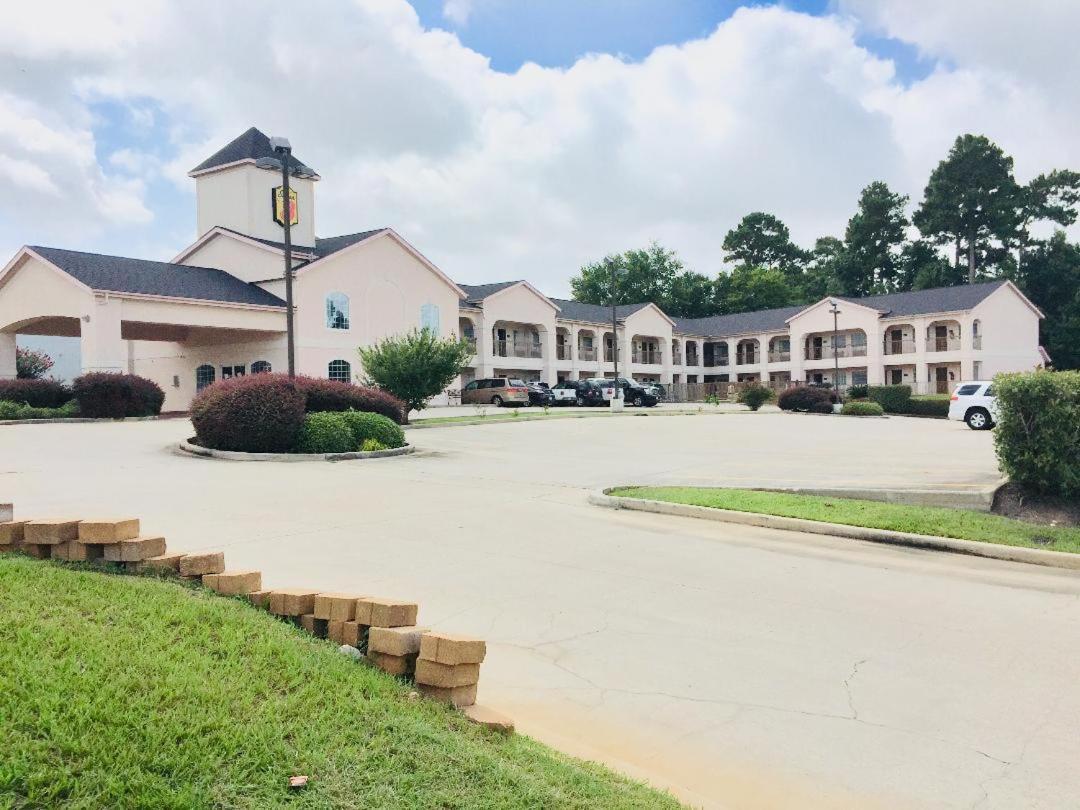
[
  {"left": 610, "top": 487, "right": 1080, "bottom": 554},
  {"left": 0, "top": 557, "right": 679, "bottom": 809}
]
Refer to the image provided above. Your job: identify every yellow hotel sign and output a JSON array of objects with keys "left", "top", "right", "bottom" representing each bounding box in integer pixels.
[{"left": 273, "top": 186, "right": 299, "bottom": 227}]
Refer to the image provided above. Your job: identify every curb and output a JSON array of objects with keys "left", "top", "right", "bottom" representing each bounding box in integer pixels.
[
  {"left": 0, "top": 415, "right": 167, "bottom": 426},
  {"left": 588, "top": 489, "right": 1080, "bottom": 572},
  {"left": 178, "top": 440, "right": 416, "bottom": 462}
]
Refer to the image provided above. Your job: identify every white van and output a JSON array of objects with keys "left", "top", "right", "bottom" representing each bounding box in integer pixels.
[{"left": 948, "top": 381, "right": 997, "bottom": 430}]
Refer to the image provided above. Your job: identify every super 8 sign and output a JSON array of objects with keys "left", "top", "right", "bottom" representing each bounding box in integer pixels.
[{"left": 273, "top": 186, "right": 299, "bottom": 227}]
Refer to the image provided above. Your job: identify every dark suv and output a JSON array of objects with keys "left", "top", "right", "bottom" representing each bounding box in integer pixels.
[
  {"left": 551, "top": 380, "right": 606, "bottom": 407},
  {"left": 613, "top": 377, "right": 658, "bottom": 407},
  {"left": 509, "top": 378, "right": 555, "bottom": 406}
]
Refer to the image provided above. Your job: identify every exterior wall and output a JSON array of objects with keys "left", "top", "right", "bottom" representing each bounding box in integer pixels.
[
  {"left": 0, "top": 255, "right": 92, "bottom": 334},
  {"left": 179, "top": 233, "right": 289, "bottom": 284},
  {"left": 970, "top": 285, "right": 1042, "bottom": 375},
  {"left": 623, "top": 305, "right": 674, "bottom": 382},
  {"left": 468, "top": 284, "right": 559, "bottom": 384},
  {"left": 195, "top": 164, "right": 317, "bottom": 247}
]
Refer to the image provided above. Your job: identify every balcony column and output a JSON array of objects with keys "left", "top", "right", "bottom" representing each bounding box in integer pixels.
[
  {"left": 569, "top": 326, "right": 579, "bottom": 379},
  {"left": 80, "top": 295, "right": 125, "bottom": 374},
  {"left": 789, "top": 330, "right": 804, "bottom": 384},
  {"left": 0, "top": 332, "right": 16, "bottom": 379},
  {"left": 540, "top": 328, "right": 556, "bottom": 386},
  {"left": 661, "top": 336, "right": 673, "bottom": 384},
  {"left": 867, "top": 325, "right": 884, "bottom": 384},
  {"left": 914, "top": 318, "right": 930, "bottom": 390},
  {"left": 756, "top": 333, "right": 768, "bottom": 381},
  {"left": 474, "top": 315, "right": 493, "bottom": 378}
]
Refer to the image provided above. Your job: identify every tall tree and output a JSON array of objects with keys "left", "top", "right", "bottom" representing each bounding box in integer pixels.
[
  {"left": 800, "top": 237, "right": 845, "bottom": 301},
  {"left": 1015, "top": 169, "right": 1080, "bottom": 273},
  {"left": 714, "top": 265, "right": 793, "bottom": 314},
  {"left": 722, "top": 212, "right": 808, "bottom": 281},
  {"left": 570, "top": 242, "right": 683, "bottom": 308},
  {"left": 913, "top": 134, "right": 1020, "bottom": 283},
  {"left": 840, "top": 181, "right": 909, "bottom": 295},
  {"left": 667, "top": 271, "right": 719, "bottom": 318},
  {"left": 1016, "top": 231, "right": 1080, "bottom": 369},
  {"left": 899, "top": 239, "right": 961, "bottom": 290}
]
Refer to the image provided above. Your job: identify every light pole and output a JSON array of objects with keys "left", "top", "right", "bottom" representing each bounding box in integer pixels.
[
  {"left": 610, "top": 263, "right": 626, "bottom": 410},
  {"left": 829, "top": 299, "right": 841, "bottom": 399}
]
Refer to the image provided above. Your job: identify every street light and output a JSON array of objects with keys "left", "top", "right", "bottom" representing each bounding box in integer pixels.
[
  {"left": 610, "top": 263, "right": 627, "bottom": 410},
  {"left": 828, "top": 299, "right": 841, "bottom": 399},
  {"left": 255, "top": 140, "right": 317, "bottom": 378}
]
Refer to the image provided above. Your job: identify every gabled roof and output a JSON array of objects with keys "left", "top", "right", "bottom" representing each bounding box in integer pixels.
[
  {"left": 179, "top": 226, "right": 386, "bottom": 266},
  {"left": 457, "top": 281, "right": 521, "bottom": 306},
  {"left": 675, "top": 305, "right": 806, "bottom": 337},
  {"left": 188, "top": 127, "right": 317, "bottom": 177},
  {"left": 27, "top": 246, "right": 286, "bottom": 308},
  {"left": 549, "top": 298, "right": 652, "bottom": 324},
  {"left": 836, "top": 279, "right": 1009, "bottom": 318}
]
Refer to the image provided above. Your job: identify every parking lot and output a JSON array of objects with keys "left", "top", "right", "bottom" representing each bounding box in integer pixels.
[{"left": 4, "top": 412, "right": 1079, "bottom": 809}]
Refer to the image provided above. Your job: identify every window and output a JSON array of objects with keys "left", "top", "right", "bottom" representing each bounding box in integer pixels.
[
  {"left": 326, "top": 292, "right": 350, "bottom": 330},
  {"left": 251, "top": 360, "right": 272, "bottom": 374},
  {"left": 195, "top": 364, "right": 215, "bottom": 391},
  {"left": 221, "top": 366, "right": 233, "bottom": 380},
  {"left": 420, "top": 303, "right": 440, "bottom": 333},
  {"left": 956, "top": 384, "right": 981, "bottom": 396},
  {"left": 463, "top": 381, "right": 479, "bottom": 391},
  {"left": 852, "top": 370, "right": 867, "bottom": 385},
  {"left": 328, "top": 359, "right": 351, "bottom": 382},
  {"left": 232, "top": 365, "right": 245, "bottom": 377}
]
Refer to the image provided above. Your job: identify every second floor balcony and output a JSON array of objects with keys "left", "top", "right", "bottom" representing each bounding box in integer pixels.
[
  {"left": 929, "top": 337, "right": 961, "bottom": 352},
  {"left": 805, "top": 344, "right": 868, "bottom": 361},
  {"left": 494, "top": 339, "right": 542, "bottom": 359},
  {"left": 632, "top": 349, "right": 662, "bottom": 364},
  {"left": 884, "top": 339, "right": 916, "bottom": 355},
  {"left": 578, "top": 346, "right": 597, "bottom": 361},
  {"left": 767, "top": 350, "right": 790, "bottom": 363}
]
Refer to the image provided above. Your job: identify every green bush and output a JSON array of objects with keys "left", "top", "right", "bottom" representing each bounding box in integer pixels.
[
  {"left": 868, "top": 385, "right": 911, "bottom": 413},
  {"left": 905, "top": 395, "right": 950, "bottom": 418},
  {"left": 847, "top": 384, "right": 868, "bottom": 399},
  {"left": 0, "top": 400, "right": 79, "bottom": 420},
  {"left": 992, "top": 370, "right": 1080, "bottom": 499},
  {"left": 737, "top": 384, "right": 774, "bottom": 411},
  {"left": 778, "top": 386, "right": 835, "bottom": 412},
  {"left": 841, "top": 401, "right": 884, "bottom": 416},
  {"left": 295, "top": 412, "right": 356, "bottom": 454},
  {"left": 340, "top": 410, "right": 406, "bottom": 449},
  {"left": 360, "top": 438, "right": 389, "bottom": 452}
]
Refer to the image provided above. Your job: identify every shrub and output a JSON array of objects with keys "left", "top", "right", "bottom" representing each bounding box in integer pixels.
[
  {"left": 738, "top": 384, "right": 774, "bottom": 411},
  {"left": 0, "top": 378, "right": 72, "bottom": 408},
  {"left": 15, "top": 346, "right": 54, "bottom": 379},
  {"left": 905, "top": 395, "right": 950, "bottom": 418},
  {"left": 296, "top": 412, "right": 356, "bottom": 454},
  {"left": 357, "top": 328, "right": 474, "bottom": 420},
  {"left": 191, "top": 373, "right": 306, "bottom": 453},
  {"left": 868, "top": 385, "right": 912, "bottom": 413},
  {"left": 0, "top": 399, "right": 79, "bottom": 420},
  {"left": 339, "top": 410, "right": 406, "bottom": 449},
  {"left": 295, "top": 376, "right": 405, "bottom": 424},
  {"left": 841, "top": 401, "right": 884, "bottom": 416},
  {"left": 778, "top": 386, "right": 835, "bottom": 412},
  {"left": 361, "top": 438, "right": 389, "bottom": 452},
  {"left": 992, "top": 370, "right": 1080, "bottom": 499},
  {"left": 847, "top": 384, "right": 868, "bottom": 399},
  {"left": 72, "top": 373, "right": 164, "bottom": 418}
]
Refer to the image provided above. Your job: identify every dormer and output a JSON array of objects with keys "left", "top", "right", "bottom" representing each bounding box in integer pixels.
[{"left": 188, "top": 127, "right": 319, "bottom": 248}]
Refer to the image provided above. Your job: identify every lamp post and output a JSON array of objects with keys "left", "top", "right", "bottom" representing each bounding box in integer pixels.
[
  {"left": 829, "top": 299, "right": 841, "bottom": 399},
  {"left": 610, "top": 263, "right": 626, "bottom": 410}
]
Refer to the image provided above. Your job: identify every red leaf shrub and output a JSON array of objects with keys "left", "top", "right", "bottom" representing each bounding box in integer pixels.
[
  {"left": 191, "top": 374, "right": 306, "bottom": 452},
  {"left": 73, "top": 373, "right": 165, "bottom": 418},
  {"left": 777, "top": 385, "right": 836, "bottom": 413},
  {"left": 0, "top": 378, "right": 72, "bottom": 408},
  {"left": 294, "top": 376, "right": 405, "bottom": 424}
]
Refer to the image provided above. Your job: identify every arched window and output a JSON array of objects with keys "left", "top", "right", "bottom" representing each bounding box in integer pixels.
[
  {"left": 328, "top": 359, "right": 351, "bottom": 383},
  {"left": 195, "top": 364, "right": 215, "bottom": 391},
  {"left": 251, "top": 360, "right": 272, "bottom": 374},
  {"left": 420, "top": 303, "right": 440, "bottom": 334},
  {"left": 326, "top": 292, "right": 350, "bottom": 330}
]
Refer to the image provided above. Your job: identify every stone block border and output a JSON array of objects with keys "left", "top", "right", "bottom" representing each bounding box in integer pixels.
[
  {"left": 1, "top": 503, "right": 509, "bottom": 731},
  {"left": 589, "top": 487, "right": 1080, "bottom": 572},
  {"left": 178, "top": 439, "right": 415, "bottom": 462}
]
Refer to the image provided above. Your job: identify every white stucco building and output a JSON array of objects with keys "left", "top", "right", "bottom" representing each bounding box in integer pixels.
[{"left": 0, "top": 127, "right": 1045, "bottom": 409}]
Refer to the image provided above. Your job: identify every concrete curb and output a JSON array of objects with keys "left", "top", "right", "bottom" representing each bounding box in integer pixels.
[
  {"left": 178, "top": 439, "right": 415, "bottom": 462},
  {"left": 588, "top": 488, "right": 1080, "bottom": 572}
]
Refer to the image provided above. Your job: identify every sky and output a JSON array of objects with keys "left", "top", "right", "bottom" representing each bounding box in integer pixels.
[{"left": 1, "top": 0, "right": 1077, "bottom": 304}]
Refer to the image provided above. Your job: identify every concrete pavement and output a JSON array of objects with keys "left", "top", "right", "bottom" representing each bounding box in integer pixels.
[{"left": 2, "top": 412, "right": 1078, "bottom": 809}]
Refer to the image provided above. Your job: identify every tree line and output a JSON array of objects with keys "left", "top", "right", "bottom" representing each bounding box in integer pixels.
[{"left": 569, "top": 134, "right": 1080, "bottom": 368}]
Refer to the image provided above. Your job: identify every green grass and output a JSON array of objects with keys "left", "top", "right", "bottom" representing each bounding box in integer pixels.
[
  {"left": 610, "top": 487, "right": 1080, "bottom": 554},
  {"left": 0, "top": 557, "right": 679, "bottom": 809}
]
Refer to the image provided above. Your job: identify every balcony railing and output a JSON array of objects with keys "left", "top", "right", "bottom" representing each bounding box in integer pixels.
[
  {"left": 672, "top": 351, "right": 683, "bottom": 365},
  {"left": 736, "top": 353, "right": 758, "bottom": 365},
  {"left": 883, "top": 339, "right": 915, "bottom": 355},
  {"left": 463, "top": 336, "right": 477, "bottom": 353},
  {"left": 685, "top": 354, "right": 699, "bottom": 366},
  {"left": 805, "top": 344, "right": 868, "bottom": 360},
  {"left": 556, "top": 345, "right": 570, "bottom": 360},
  {"left": 493, "top": 340, "right": 542, "bottom": 359},
  {"left": 768, "top": 350, "right": 790, "bottom": 362},
  {"left": 928, "top": 337, "right": 961, "bottom": 352},
  {"left": 972, "top": 335, "right": 982, "bottom": 350},
  {"left": 578, "top": 346, "right": 597, "bottom": 361},
  {"left": 632, "top": 350, "right": 661, "bottom": 364},
  {"left": 703, "top": 358, "right": 729, "bottom": 368}
]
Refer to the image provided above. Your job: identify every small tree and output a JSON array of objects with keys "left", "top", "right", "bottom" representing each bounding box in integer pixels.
[
  {"left": 357, "top": 328, "right": 473, "bottom": 421},
  {"left": 737, "top": 383, "right": 774, "bottom": 411},
  {"left": 16, "top": 346, "right": 54, "bottom": 379}
]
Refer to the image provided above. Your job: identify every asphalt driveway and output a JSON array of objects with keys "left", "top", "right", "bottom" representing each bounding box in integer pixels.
[{"left": 2, "top": 411, "right": 1077, "bottom": 809}]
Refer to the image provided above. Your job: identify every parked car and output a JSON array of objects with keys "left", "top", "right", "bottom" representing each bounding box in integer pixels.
[
  {"left": 551, "top": 379, "right": 607, "bottom": 407},
  {"left": 612, "top": 377, "right": 659, "bottom": 407},
  {"left": 584, "top": 378, "right": 617, "bottom": 402},
  {"left": 645, "top": 382, "right": 666, "bottom": 400},
  {"left": 509, "top": 378, "right": 555, "bottom": 406},
  {"left": 948, "top": 381, "right": 997, "bottom": 430},
  {"left": 461, "top": 378, "right": 530, "bottom": 407}
]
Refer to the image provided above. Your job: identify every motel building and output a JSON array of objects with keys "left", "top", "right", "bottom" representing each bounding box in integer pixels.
[{"left": 0, "top": 127, "right": 1046, "bottom": 411}]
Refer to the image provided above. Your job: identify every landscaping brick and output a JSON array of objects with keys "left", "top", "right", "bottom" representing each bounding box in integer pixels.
[
  {"left": 368, "top": 626, "right": 429, "bottom": 657},
  {"left": 132, "top": 553, "right": 183, "bottom": 573},
  {"left": 313, "top": 592, "right": 365, "bottom": 622},
  {"left": 24, "top": 519, "right": 80, "bottom": 545},
  {"left": 341, "top": 621, "right": 366, "bottom": 648},
  {"left": 327, "top": 619, "right": 344, "bottom": 644},
  {"left": 299, "top": 614, "right": 328, "bottom": 638},
  {"left": 52, "top": 541, "right": 104, "bottom": 562},
  {"left": 419, "top": 632, "right": 487, "bottom": 666},
  {"left": 0, "top": 520, "right": 29, "bottom": 546},
  {"left": 417, "top": 682, "right": 478, "bottom": 708},
  {"left": 368, "top": 651, "right": 415, "bottom": 677},
  {"left": 103, "top": 536, "right": 167, "bottom": 563},
  {"left": 178, "top": 552, "right": 225, "bottom": 577},
  {"left": 268, "top": 589, "right": 318, "bottom": 616},
  {"left": 247, "top": 590, "right": 271, "bottom": 608},
  {"left": 415, "top": 659, "right": 481, "bottom": 688},
  {"left": 77, "top": 518, "right": 139, "bottom": 543},
  {"left": 205, "top": 570, "right": 262, "bottom": 596},
  {"left": 356, "top": 597, "right": 418, "bottom": 628},
  {"left": 462, "top": 704, "right": 515, "bottom": 734},
  {"left": 19, "top": 544, "right": 52, "bottom": 559}
]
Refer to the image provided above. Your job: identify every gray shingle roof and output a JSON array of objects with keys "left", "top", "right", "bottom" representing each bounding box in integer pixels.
[
  {"left": 548, "top": 298, "right": 651, "bottom": 323},
  {"left": 211, "top": 226, "right": 385, "bottom": 263},
  {"left": 674, "top": 280, "right": 1010, "bottom": 336},
  {"left": 457, "top": 281, "right": 522, "bottom": 307},
  {"left": 30, "top": 246, "right": 286, "bottom": 308},
  {"left": 189, "top": 127, "right": 315, "bottom": 176}
]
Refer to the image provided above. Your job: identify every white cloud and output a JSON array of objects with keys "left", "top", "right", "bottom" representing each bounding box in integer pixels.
[
  {"left": 0, "top": 0, "right": 1077, "bottom": 294},
  {"left": 443, "top": 0, "right": 473, "bottom": 26}
]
